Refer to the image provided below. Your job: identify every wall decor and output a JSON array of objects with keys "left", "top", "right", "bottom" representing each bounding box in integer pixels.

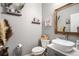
[
  {"left": 0, "top": 19, "right": 12, "bottom": 44},
  {"left": 32, "top": 17, "right": 40, "bottom": 24},
  {"left": 0, "top": 19, "right": 12, "bottom": 56},
  {"left": 1, "top": 3, "right": 25, "bottom": 16},
  {"left": 45, "top": 16, "right": 52, "bottom": 27}
]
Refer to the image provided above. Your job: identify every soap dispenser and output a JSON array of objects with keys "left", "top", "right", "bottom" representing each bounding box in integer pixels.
[{"left": 76, "top": 40, "right": 79, "bottom": 50}]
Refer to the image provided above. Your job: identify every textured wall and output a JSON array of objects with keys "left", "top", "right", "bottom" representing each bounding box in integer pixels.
[{"left": 0, "top": 3, "right": 42, "bottom": 55}]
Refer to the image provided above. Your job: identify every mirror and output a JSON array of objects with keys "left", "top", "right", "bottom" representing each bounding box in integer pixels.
[{"left": 54, "top": 3, "right": 79, "bottom": 35}]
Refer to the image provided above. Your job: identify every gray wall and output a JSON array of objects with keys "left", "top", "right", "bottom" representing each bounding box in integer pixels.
[
  {"left": 0, "top": 3, "right": 42, "bottom": 55},
  {"left": 42, "top": 3, "right": 79, "bottom": 42}
]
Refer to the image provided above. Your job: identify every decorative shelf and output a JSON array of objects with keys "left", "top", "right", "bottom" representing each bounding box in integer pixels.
[
  {"left": 32, "top": 21, "right": 40, "bottom": 24},
  {"left": 1, "top": 3, "right": 25, "bottom": 16},
  {"left": 2, "top": 11, "right": 22, "bottom": 16}
]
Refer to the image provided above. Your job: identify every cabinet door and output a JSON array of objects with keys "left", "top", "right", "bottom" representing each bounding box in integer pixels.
[
  {"left": 47, "top": 47, "right": 55, "bottom": 56},
  {"left": 47, "top": 47, "right": 65, "bottom": 56},
  {"left": 54, "top": 51, "right": 65, "bottom": 56}
]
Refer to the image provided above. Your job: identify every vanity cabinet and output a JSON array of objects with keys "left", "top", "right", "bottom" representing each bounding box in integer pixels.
[{"left": 47, "top": 47, "right": 65, "bottom": 56}]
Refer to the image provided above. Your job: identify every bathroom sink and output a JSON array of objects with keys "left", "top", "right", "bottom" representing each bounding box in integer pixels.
[{"left": 52, "top": 38, "right": 75, "bottom": 52}]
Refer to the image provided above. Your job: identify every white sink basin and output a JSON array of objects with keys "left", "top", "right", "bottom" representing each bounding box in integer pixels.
[{"left": 52, "top": 38, "right": 75, "bottom": 52}]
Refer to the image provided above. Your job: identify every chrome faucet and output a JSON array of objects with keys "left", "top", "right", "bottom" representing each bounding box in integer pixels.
[{"left": 65, "top": 34, "right": 68, "bottom": 40}]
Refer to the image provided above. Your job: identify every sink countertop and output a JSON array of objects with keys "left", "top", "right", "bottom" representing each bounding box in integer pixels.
[{"left": 47, "top": 43, "right": 79, "bottom": 56}]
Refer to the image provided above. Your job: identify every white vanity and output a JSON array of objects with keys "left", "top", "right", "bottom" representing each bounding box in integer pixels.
[
  {"left": 47, "top": 38, "right": 79, "bottom": 56},
  {"left": 47, "top": 44, "right": 79, "bottom": 56}
]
